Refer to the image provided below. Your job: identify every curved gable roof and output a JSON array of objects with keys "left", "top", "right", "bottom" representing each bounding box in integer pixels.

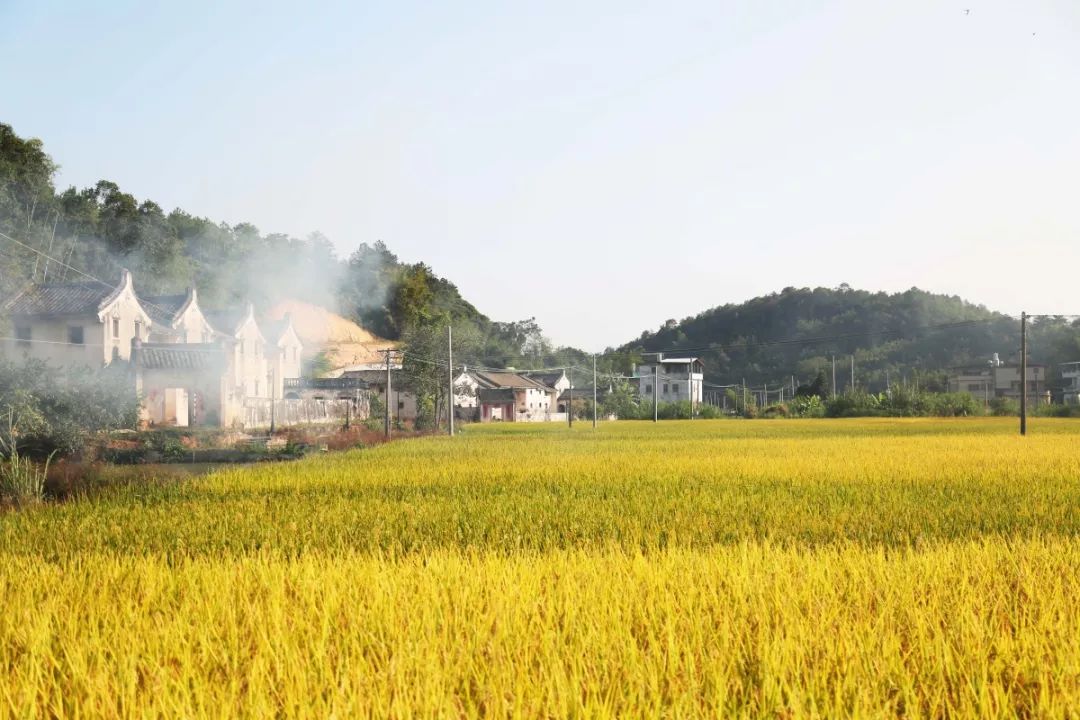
[{"left": 2, "top": 270, "right": 132, "bottom": 318}]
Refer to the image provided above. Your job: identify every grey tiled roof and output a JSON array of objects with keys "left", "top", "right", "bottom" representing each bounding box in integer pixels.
[
  {"left": 524, "top": 371, "right": 566, "bottom": 388},
  {"left": 261, "top": 317, "right": 293, "bottom": 343},
  {"left": 2, "top": 281, "right": 119, "bottom": 316},
  {"left": 139, "top": 294, "right": 188, "bottom": 325},
  {"left": 473, "top": 371, "right": 550, "bottom": 391},
  {"left": 137, "top": 343, "right": 225, "bottom": 371},
  {"left": 204, "top": 309, "right": 246, "bottom": 336}
]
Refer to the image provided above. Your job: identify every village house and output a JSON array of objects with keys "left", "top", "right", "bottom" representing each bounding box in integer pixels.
[
  {"left": 206, "top": 304, "right": 271, "bottom": 401},
  {"left": 947, "top": 354, "right": 1049, "bottom": 407},
  {"left": 557, "top": 384, "right": 610, "bottom": 416},
  {"left": 452, "top": 368, "right": 481, "bottom": 420},
  {"left": 473, "top": 371, "right": 561, "bottom": 422},
  {"left": 0, "top": 269, "right": 331, "bottom": 428},
  {"left": 524, "top": 370, "right": 571, "bottom": 396},
  {"left": 132, "top": 340, "right": 235, "bottom": 427},
  {"left": 141, "top": 287, "right": 215, "bottom": 344},
  {"left": 1063, "top": 362, "right": 1080, "bottom": 405},
  {"left": 1, "top": 269, "right": 153, "bottom": 366},
  {"left": 634, "top": 353, "right": 704, "bottom": 405},
  {"left": 339, "top": 368, "right": 419, "bottom": 422},
  {"left": 261, "top": 315, "right": 305, "bottom": 399}
]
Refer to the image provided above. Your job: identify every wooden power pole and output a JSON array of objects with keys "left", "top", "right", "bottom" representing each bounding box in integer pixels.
[
  {"left": 384, "top": 349, "right": 392, "bottom": 439},
  {"left": 592, "top": 356, "right": 597, "bottom": 429},
  {"left": 568, "top": 366, "right": 573, "bottom": 428},
  {"left": 447, "top": 325, "right": 454, "bottom": 437},
  {"left": 653, "top": 365, "right": 659, "bottom": 423},
  {"left": 1021, "top": 311, "right": 1028, "bottom": 436}
]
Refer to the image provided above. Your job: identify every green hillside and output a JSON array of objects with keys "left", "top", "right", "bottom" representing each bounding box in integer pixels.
[{"left": 618, "top": 286, "right": 1080, "bottom": 391}]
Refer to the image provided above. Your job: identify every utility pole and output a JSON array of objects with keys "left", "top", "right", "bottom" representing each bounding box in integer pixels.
[
  {"left": 688, "top": 362, "right": 693, "bottom": 419},
  {"left": 850, "top": 355, "right": 855, "bottom": 394},
  {"left": 1020, "top": 311, "right": 1028, "bottom": 436},
  {"left": 653, "top": 365, "right": 659, "bottom": 423},
  {"left": 568, "top": 366, "right": 574, "bottom": 428},
  {"left": 447, "top": 325, "right": 454, "bottom": 437},
  {"left": 831, "top": 356, "right": 837, "bottom": 398},
  {"left": 269, "top": 367, "right": 276, "bottom": 435},
  {"left": 764, "top": 382, "right": 768, "bottom": 409},
  {"left": 384, "top": 349, "right": 392, "bottom": 439},
  {"left": 592, "top": 356, "right": 597, "bottom": 429}
]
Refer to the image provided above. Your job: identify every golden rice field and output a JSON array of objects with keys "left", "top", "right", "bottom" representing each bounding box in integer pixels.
[{"left": 2, "top": 418, "right": 1080, "bottom": 717}]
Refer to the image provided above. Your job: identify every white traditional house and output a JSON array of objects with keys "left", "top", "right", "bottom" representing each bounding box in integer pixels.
[
  {"left": 1, "top": 269, "right": 153, "bottom": 366},
  {"left": 634, "top": 353, "right": 704, "bottom": 405},
  {"left": 261, "top": 314, "right": 304, "bottom": 399},
  {"left": 141, "top": 287, "right": 215, "bottom": 344},
  {"left": 453, "top": 369, "right": 481, "bottom": 420},
  {"left": 132, "top": 340, "right": 234, "bottom": 427},
  {"left": 524, "top": 370, "right": 571, "bottom": 395},
  {"left": 1, "top": 270, "right": 356, "bottom": 428},
  {"left": 206, "top": 304, "right": 270, "bottom": 400}
]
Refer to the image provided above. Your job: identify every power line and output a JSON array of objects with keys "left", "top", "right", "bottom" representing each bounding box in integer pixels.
[{"left": 0, "top": 229, "right": 195, "bottom": 324}]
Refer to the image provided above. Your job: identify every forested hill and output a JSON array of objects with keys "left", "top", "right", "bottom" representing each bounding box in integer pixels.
[{"left": 619, "top": 286, "right": 1080, "bottom": 390}]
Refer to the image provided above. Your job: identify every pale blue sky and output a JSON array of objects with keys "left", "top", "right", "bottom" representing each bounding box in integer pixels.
[{"left": 2, "top": 1, "right": 1078, "bottom": 349}]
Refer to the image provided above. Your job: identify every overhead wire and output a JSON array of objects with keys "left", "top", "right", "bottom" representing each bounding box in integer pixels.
[{"left": 0, "top": 229, "right": 203, "bottom": 324}]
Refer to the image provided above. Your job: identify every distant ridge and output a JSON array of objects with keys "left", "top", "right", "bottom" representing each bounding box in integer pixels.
[{"left": 618, "top": 286, "right": 1021, "bottom": 388}]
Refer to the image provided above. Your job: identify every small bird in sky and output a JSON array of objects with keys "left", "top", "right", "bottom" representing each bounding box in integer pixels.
[{"left": 963, "top": 8, "right": 971, "bottom": 15}]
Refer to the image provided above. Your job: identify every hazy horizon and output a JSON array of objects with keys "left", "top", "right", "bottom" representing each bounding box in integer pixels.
[{"left": 3, "top": 0, "right": 1078, "bottom": 350}]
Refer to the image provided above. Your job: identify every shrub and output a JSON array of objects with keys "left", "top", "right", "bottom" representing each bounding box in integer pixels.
[
  {"left": 0, "top": 359, "right": 139, "bottom": 458},
  {"left": 988, "top": 397, "right": 1019, "bottom": 417},
  {"left": 696, "top": 404, "right": 723, "bottom": 419},
  {"left": 790, "top": 395, "right": 825, "bottom": 418},
  {"left": 0, "top": 449, "right": 51, "bottom": 507}
]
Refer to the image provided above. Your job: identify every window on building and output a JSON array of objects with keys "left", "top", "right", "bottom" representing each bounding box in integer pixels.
[
  {"left": 967, "top": 383, "right": 983, "bottom": 392},
  {"left": 134, "top": 321, "right": 142, "bottom": 340},
  {"left": 255, "top": 381, "right": 260, "bottom": 396},
  {"left": 112, "top": 318, "right": 120, "bottom": 339},
  {"left": 645, "top": 384, "right": 652, "bottom": 394},
  {"left": 673, "top": 383, "right": 680, "bottom": 394},
  {"left": 68, "top": 326, "right": 84, "bottom": 345},
  {"left": 398, "top": 401, "right": 405, "bottom": 410},
  {"left": 663, "top": 383, "right": 669, "bottom": 394},
  {"left": 14, "top": 326, "right": 31, "bottom": 345}
]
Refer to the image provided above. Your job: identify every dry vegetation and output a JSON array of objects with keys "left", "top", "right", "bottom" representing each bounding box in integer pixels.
[{"left": 2, "top": 418, "right": 1079, "bottom": 717}]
